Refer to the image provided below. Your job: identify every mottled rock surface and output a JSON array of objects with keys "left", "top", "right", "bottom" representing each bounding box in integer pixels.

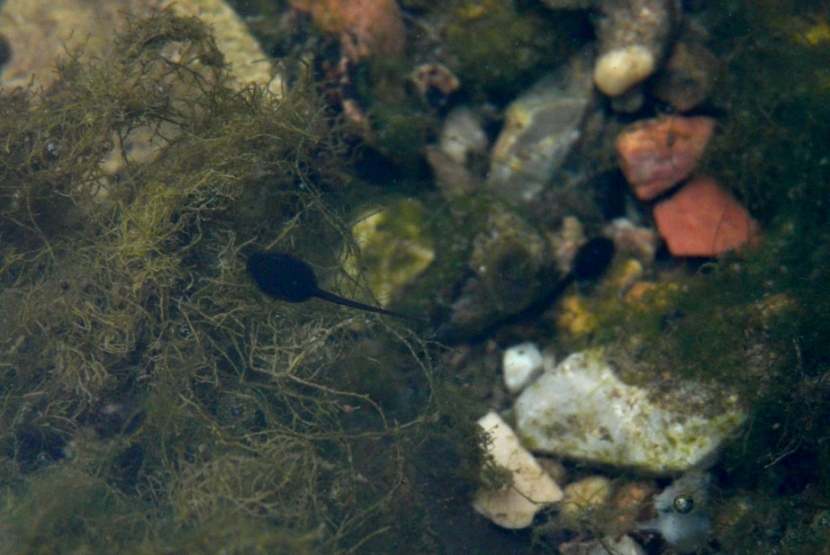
[
  {"left": 486, "top": 49, "right": 594, "bottom": 205},
  {"left": 616, "top": 115, "right": 716, "bottom": 201},
  {"left": 514, "top": 349, "right": 746, "bottom": 474}
]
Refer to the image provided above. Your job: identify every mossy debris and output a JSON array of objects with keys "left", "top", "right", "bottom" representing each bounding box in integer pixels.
[{"left": 0, "top": 10, "right": 479, "bottom": 554}]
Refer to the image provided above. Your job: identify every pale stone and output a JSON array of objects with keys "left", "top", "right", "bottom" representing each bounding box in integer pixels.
[
  {"left": 640, "top": 472, "right": 712, "bottom": 554},
  {"left": 502, "top": 342, "right": 544, "bottom": 394},
  {"left": 486, "top": 48, "right": 594, "bottom": 205},
  {"left": 473, "top": 412, "right": 563, "bottom": 529},
  {"left": 439, "top": 107, "right": 488, "bottom": 166},
  {"left": 514, "top": 349, "right": 746, "bottom": 474},
  {"left": 343, "top": 199, "right": 435, "bottom": 307},
  {"left": 593, "top": 45, "right": 656, "bottom": 97},
  {"left": 588, "top": 535, "right": 646, "bottom": 555}
]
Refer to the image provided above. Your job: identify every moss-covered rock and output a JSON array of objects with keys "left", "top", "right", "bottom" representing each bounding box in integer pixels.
[
  {"left": 442, "top": 0, "right": 588, "bottom": 101},
  {"left": 514, "top": 349, "right": 746, "bottom": 475},
  {"left": 343, "top": 198, "right": 435, "bottom": 307}
]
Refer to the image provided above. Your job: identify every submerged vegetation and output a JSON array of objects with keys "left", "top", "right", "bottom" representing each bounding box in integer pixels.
[
  {"left": 0, "top": 11, "right": 481, "bottom": 554},
  {"left": 0, "top": 0, "right": 829, "bottom": 553}
]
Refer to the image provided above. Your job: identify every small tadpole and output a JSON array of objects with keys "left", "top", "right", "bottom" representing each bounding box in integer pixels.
[
  {"left": 246, "top": 251, "right": 410, "bottom": 319},
  {"left": 432, "top": 236, "right": 616, "bottom": 344}
]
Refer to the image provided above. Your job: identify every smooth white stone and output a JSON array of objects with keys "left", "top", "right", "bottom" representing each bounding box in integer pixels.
[
  {"left": 472, "top": 412, "right": 563, "bottom": 529},
  {"left": 502, "top": 342, "right": 544, "bottom": 394},
  {"left": 593, "top": 45, "right": 656, "bottom": 97}
]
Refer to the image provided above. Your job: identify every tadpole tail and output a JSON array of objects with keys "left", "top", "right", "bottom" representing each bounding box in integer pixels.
[{"left": 314, "top": 289, "right": 412, "bottom": 320}]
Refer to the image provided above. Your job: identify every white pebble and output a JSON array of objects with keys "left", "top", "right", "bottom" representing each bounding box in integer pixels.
[
  {"left": 439, "top": 107, "right": 488, "bottom": 166},
  {"left": 593, "top": 45, "right": 656, "bottom": 97},
  {"left": 472, "top": 412, "right": 563, "bottom": 528},
  {"left": 503, "top": 342, "right": 544, "bottom": 393}
]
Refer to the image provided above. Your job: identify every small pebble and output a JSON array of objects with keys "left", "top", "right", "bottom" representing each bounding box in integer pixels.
[
  {"left": 439, "top": 107, "right": 488, "bottom": 166},
  {"left": 653, "top": 42, "right": 719, "bottom": 112},
  {"left": 503, "top": 342, "right": 544, "bottom": 393},
  {"left": 616, "top": 115, "right": 716, "bottom": 201},
  {"left": 653, "top": 176, "right": 760, "bottom": 257},
  {"left": 594, "top": 45, "right": 656, "bottom": 97},
  {"left": 473, "top": 412, "right": 563, "bottom": 529}
]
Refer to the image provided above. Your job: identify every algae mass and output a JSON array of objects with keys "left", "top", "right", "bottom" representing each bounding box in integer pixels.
[{"left": 0, "top": 11, "right": 476, "bottom": 554}]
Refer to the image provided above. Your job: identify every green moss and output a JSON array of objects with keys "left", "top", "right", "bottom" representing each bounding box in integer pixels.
[
  {"left": 0, "top": 466, "right": 150, "bottom": 554},
  {"left": 368, "top": 102, "right": 436, "bottom": 173},
  {"left": 703, "top": 0, "right": 830, "bottom": 226},
  {"left": 443, "top": 0, "right": 588, "bottom": 101}
]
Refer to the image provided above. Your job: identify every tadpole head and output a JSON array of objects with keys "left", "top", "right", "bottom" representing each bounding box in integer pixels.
[{"left": 247, "top": 251, "right": 320, "bottom": 303}]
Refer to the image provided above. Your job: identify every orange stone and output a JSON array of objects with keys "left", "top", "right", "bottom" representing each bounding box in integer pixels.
[
  {"left": 653, "top": 177, "right": 760, "bottom": 257},
  {"left": 616, "top": 115, "right": 716, "bottom": 201},
  {"left": 290, "top": 0, "right": 405, "bottom": 62}
]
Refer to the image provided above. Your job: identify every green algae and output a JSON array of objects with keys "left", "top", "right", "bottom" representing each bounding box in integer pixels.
[
  {"left": 0, "top": 11, "right": 487, "bottom": 554},
  {"left": 443, "top": 0, "right": 588, "bottom": 102},
  {"left": 343, "top": 198, "right": 435, "bottom": 308},
  {"left": 666, "top": 3, "right": 830, "bottom": 510}
]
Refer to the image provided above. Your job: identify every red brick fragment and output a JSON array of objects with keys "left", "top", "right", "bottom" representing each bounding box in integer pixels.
[
  {"left": 653, "top": 177, "right": 760, "bottom": 257},
  {"left": 617, "top": 115, "right": 716, "bottom": 201}
]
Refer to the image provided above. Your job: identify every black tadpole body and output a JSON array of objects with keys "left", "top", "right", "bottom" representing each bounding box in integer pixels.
[{"left": 246, "top": 251, "right": 409, "bottom": 319}]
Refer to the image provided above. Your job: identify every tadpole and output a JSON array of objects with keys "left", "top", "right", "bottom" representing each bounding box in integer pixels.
[
  {"left": 432, "top": 237, "right": 616, "bottom": 344},
  {"left": 247, "top": 251, "right": 410, "bottom": 319}
]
